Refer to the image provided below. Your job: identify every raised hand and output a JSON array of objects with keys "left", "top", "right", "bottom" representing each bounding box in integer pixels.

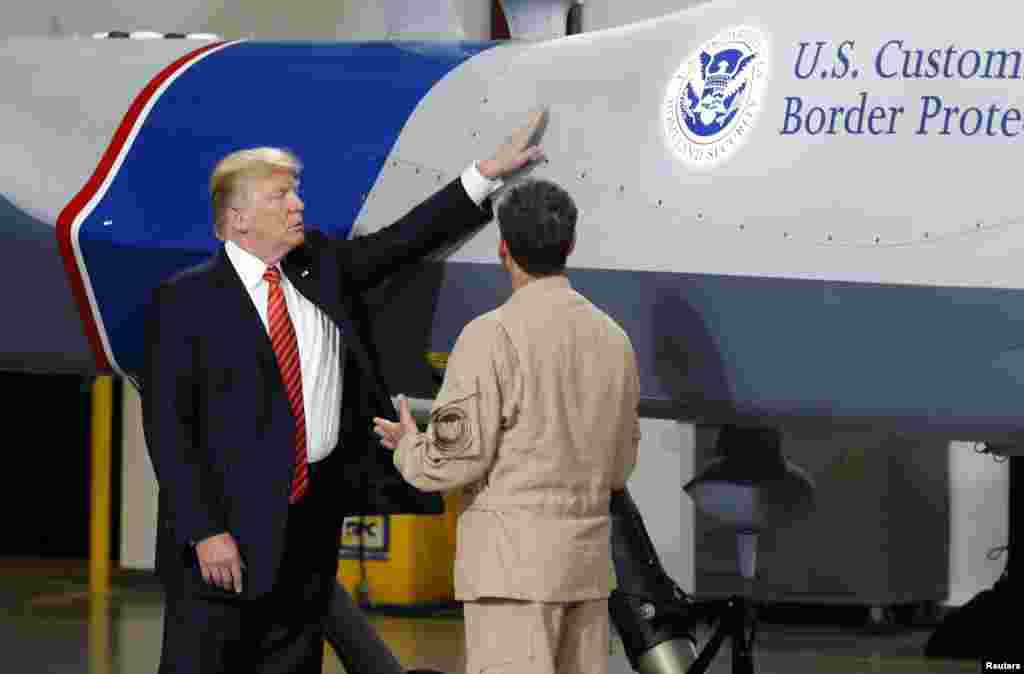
[
  {"left": 477, "top": 107, "right": 549, "bottom": 180},
  {"left": 373, "top": 395, "right": 419, "bottom": 450}
]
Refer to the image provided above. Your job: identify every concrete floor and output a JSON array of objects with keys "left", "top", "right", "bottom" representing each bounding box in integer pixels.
[{"left": 0, "top": 560, "right": 982, "bottom": 674}]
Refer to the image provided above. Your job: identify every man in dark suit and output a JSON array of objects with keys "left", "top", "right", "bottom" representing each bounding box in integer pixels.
[{"left": 142, "top": 111, "right": 546, "bottom": 674}]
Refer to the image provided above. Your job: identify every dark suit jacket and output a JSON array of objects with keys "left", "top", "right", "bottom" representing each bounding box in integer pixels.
[{"left": 142, "top": 178, "right": 491, "bottom": 597}]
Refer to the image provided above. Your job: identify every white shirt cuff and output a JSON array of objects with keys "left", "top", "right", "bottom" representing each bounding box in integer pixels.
[{"left": 460, "top": 162, "right": 504, "bottom": 207}]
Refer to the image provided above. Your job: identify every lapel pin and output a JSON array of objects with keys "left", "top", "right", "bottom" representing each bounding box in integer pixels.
[{"left": 301, "top": 269, "right": 309, "bottom": 278}]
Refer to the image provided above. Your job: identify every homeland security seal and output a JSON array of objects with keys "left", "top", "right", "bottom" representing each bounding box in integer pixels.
[{"left": 663, "top": 26, "right": 770, "bottom": 169}]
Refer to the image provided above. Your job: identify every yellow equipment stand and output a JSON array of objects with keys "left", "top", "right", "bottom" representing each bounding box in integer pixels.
[{"left": 337, "top": 490, "right": 461, "bottom": 609}]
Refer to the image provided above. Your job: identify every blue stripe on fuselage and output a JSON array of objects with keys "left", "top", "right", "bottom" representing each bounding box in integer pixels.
[{"left": 78, "top": 41, "right": 495, "bottom": 375}]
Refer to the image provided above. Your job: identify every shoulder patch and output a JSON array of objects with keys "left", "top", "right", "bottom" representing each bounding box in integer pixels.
[{"left": 429, "top": 384, "right": 481, "bottom": 459}]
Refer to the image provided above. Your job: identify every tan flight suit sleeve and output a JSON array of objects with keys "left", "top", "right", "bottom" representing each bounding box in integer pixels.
[
  {"left": 613, "top": 348, "right": 641, "bottom": 490},
  {"left": 393, "top": 316, "right": 512, "bottom": 492}
]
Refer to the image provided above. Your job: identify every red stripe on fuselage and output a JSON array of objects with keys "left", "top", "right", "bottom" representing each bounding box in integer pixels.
[{"left": 55, "top": 41, "right": 229, "bottom": 372}]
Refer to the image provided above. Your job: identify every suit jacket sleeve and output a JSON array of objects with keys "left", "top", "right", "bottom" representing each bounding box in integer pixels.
[
  {"left": 335, "top": 177, "right": 491, "bottom": 292},
  {"left": 141, "top": 282, "right": 226, "bottom": 547}
]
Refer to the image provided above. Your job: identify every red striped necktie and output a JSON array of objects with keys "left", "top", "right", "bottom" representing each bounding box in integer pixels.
[{"left": 263, "top": 266, "right": 309, "bottom": 503}]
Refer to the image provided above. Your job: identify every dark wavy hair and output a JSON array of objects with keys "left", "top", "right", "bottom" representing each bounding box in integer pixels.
[{"left": 496, "top": 178, "right": 577, "bottom": 276}]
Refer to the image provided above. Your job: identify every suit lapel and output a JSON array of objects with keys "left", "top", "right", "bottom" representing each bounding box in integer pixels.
[
  {"left": 210, "top": 246, "right": 279, "bottom": 376},
  {"left": 283, "top": 238, "right": 394, "bottom": 412},
  {"left": 282, "top": 241, "right": 326, "bottom": 314}
]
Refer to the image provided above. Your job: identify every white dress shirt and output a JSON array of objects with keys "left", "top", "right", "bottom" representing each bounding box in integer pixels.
[
  {"left": 225, "top": 240, "right": 343, "bottom": 463},
  {"left": 223, "top": 163, "right": 501, "bottom": 463}
]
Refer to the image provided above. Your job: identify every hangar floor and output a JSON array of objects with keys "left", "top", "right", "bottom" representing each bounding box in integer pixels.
[{"left": 2, "top": 560, "right": 981, "bottom": 674}]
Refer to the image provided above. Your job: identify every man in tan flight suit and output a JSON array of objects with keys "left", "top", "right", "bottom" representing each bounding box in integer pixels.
[{"left": 373, "top": 178, "right": 640, "bottom": 674}]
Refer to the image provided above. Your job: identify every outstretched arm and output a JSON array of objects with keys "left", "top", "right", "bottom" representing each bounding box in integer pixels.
[{"left": 337, "top": 109, "right": 548, "bottom": 291}]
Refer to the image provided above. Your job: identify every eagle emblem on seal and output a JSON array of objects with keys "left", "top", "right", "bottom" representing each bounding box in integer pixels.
[{"left": 680, "top": 48, "right": 758, "bottom": 137}]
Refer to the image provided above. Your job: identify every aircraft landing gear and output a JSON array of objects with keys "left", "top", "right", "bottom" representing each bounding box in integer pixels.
[{"left": 609, "top": 488, "right": 700, "bottom": 674}]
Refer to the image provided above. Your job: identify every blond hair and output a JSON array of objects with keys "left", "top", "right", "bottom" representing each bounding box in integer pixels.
[{"left": 209, "top": 147, "right": 302, "bottom": 239}]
